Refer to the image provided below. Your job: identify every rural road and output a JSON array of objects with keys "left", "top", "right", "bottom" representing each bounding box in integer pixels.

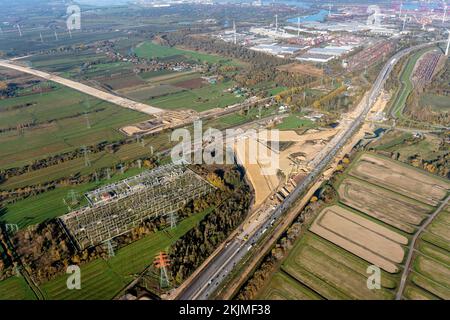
[
  {"left": 0, "top": 59, "right": 164, "bottom": 115},
  {"left": 396, "top": 194, "right": 450, "bottom": 300},
  {"left": 176, "top": 42, "right": 442, "bottom": 300}
]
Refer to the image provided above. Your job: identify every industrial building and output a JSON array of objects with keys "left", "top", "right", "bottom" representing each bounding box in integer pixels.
[
  {"left": 249, "top": 43, "right": 306, "bottom": 57},
  {"left": 60, "top": 164, "right": 215, "bottom": 250},
  {"left": 296, "top": 45, "right": 355, "bottom": 63}
]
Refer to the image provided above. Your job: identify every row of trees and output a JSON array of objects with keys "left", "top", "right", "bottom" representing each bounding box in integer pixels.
[{"left": 169, "top": 166, "right": 251, "bottom": 284}]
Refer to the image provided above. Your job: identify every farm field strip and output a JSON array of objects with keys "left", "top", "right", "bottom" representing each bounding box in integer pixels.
[
  {"left": 259, "top": 271, "right": 323, "bottom": 300},
  {"left": 0, "top": 276, "right": 37, "bottom": 300},
  {"left": 281, "top": 233, "right": 396, "bottom": 300},
  {"left": 309, "top": 205, "right": 406, "bottom": 273},
  {"left": 338, "top": 177, "right": 432, "bottom": 233},
  {"left": 349, "top": 154, "right": 449, "bottom": 206},
  {"left": 0, "top": 86, "right": 150, "bottom": 169}
]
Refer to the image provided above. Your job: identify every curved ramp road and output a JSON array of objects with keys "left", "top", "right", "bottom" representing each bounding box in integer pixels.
[
  {"left": 0, "top": 60, "right": 164, "bottom": 115},
  {"left": 176, "top": 42, "right": 444, "bottom": 300}
]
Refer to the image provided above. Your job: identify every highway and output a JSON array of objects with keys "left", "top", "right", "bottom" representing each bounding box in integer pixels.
[
  {"left": 176, "top": 42, "right": 440, "bottom": 300},
  {"left": 0, "top": 59, "right": 164, "bottom": 115}
]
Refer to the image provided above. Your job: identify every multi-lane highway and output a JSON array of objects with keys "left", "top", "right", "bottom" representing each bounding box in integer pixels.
[{"left": 177, "top": 42, "right": 441, "bottom": 300}]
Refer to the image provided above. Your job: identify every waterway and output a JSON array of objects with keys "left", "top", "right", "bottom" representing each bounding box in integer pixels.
[{"left": 286, "top": 9, "right": 328, "bottom": 24}]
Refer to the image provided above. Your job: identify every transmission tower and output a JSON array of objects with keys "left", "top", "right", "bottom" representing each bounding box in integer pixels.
[
  {"left": 154, "top": 252, "right": 171, "bottom": 289},
  {"left": 106, "top": 240, "right": 115, "bottom": 258},
  {"left": 64, "top": 190, "right": 79, "bottom": 210},
  {"left": 137, "top": 159, "right": 142, "bottom": 169},
  {"left": 83, "top": 146, "right": 91, "bottom": 167},
  {"left": 106, "top": 168, "right": 111, "bottom": 180},
  {"left": 169, "top": 212, "right": 178, "bottom": 229}
]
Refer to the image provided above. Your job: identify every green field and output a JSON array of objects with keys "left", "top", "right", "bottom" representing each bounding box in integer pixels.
[
  {"left": 149, "top": 81, "right": 244, "bottom": 112},
  {"left": 134, "top": 42, "right": 239, "bottom": 65},
  {"left": 259, "top": 271, "right": 322, "bottom": 300},
  {"left": 1, "top": 167, "right": 147, "bottom": 228},
  {"left": 279, "top": 232, "right": 398, "bottom": 300},
  {"left": 40, "top": 208, "right": 212, "bottom": 300},
  {"left": 0, "top": 84, "right": 150, "bottom": 169},
  {"left": 275, "top": 114, "right": 315, "bottom": 131},
  {"left": 0, "top": 276, "right": 37, "bottom": 300},
  {"left": 390, "top": 48, "right": 433, "bottom": 119},
  {"left": 419, "top": 93, "right": 450, "bottom": 112}
]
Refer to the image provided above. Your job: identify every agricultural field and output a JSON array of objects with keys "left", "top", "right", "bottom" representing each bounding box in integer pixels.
[
  {"left": 134, "top": 41, "right": 239, "bottom": 65},
  {"left": 0, "top": 82, "right": 150, "bottom": 169},
  {"left": 261, "top": 232, "right": 399, "bottom": 300},
  {"left": 39, "top": 208, "right": 212, "bottom": 300},
  {"left": 348, "top": 153, "right": 448, "bottom": 206},
  {"left": 275, "top": 114, "right": 315, "bottom": 131},
  {"left": 419, "top": 93, "right": 450, "bottom": 112},
  {"left": 0, "top": 276, "right": 37, "bottom": 300},
  {"left": 338, "top": 178, "right": 432, "bottom": 234},
  {"left": 369, "top": 130, "right": 448, "bottom": 163},
  {"left": 309, "top": 205, "right": 407, "bottom": 273},
  {"left": 404, "top": 209, "right": 450, "bottom": 300},
  {"left": 148, "top": 80, "right": 244, "bottom": 112},
  {"left": 258, "top": 152, "right": 449, "bottom": 300}
]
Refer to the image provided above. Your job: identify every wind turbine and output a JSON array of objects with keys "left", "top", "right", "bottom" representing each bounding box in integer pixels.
[
  {"left": 445, "top": 29, "right": 450, "bottom": 56},
  {"left": 16, "top": 24, "right": 22, "bottom": 37},
  {"left": 233, "top": 20, "right": 236, "bottom": 45},
  {"left": 399, "top": 0, "right": 403, "bottom": 17},
  {"left": 443, "top": 2, "right": 448, "bottom": 24}
]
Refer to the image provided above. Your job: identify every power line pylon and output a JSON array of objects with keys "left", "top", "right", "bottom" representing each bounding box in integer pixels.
[
  {"left": 83, "top": 146, "right": 91, "bottom": 167},
  {"left": 106, "top": 240, "right": 115, "bottom": 258},
  {"left": 169, "top": 212, "right": 178, "bottom": 229},
  {"left": 154, "top": 252, "right": 171, "bottom": 289}
]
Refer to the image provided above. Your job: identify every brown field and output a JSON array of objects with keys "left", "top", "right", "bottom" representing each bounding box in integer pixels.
[
  {"left": 282, "top": 234, "right": 396, "bottom": 299},
  {"left": 338, "top": 178, "right": 432, "bottom": 233},
  {"left": 277, "top": 63, "right": 323, "bottom": 77},
  {"left": 174, "top": 78, "right": 206, "bottom": 89},
  {"left": 349, "top": 154, "right": 449, "bottom": 206},
  {"left": 102, "top": 74, "right": 146, "bottom": 90},
  {"left": 310, "top": 205, "right": 407, "bottom": 273}
]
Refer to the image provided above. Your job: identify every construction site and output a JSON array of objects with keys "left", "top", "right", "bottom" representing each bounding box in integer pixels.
[{"left": 59, "top": 164, "right": 215, "bottom": 250}]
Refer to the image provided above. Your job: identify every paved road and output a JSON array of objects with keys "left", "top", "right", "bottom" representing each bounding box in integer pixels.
[
  {"left": 396, "top": 194, "right": 450, "bottom": 300},
  {"left": 0, "top": 60, "right": 164, "bottom": 115},
  {"left": 176, "top": 42, "right": 441, "bottom": 300}
]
